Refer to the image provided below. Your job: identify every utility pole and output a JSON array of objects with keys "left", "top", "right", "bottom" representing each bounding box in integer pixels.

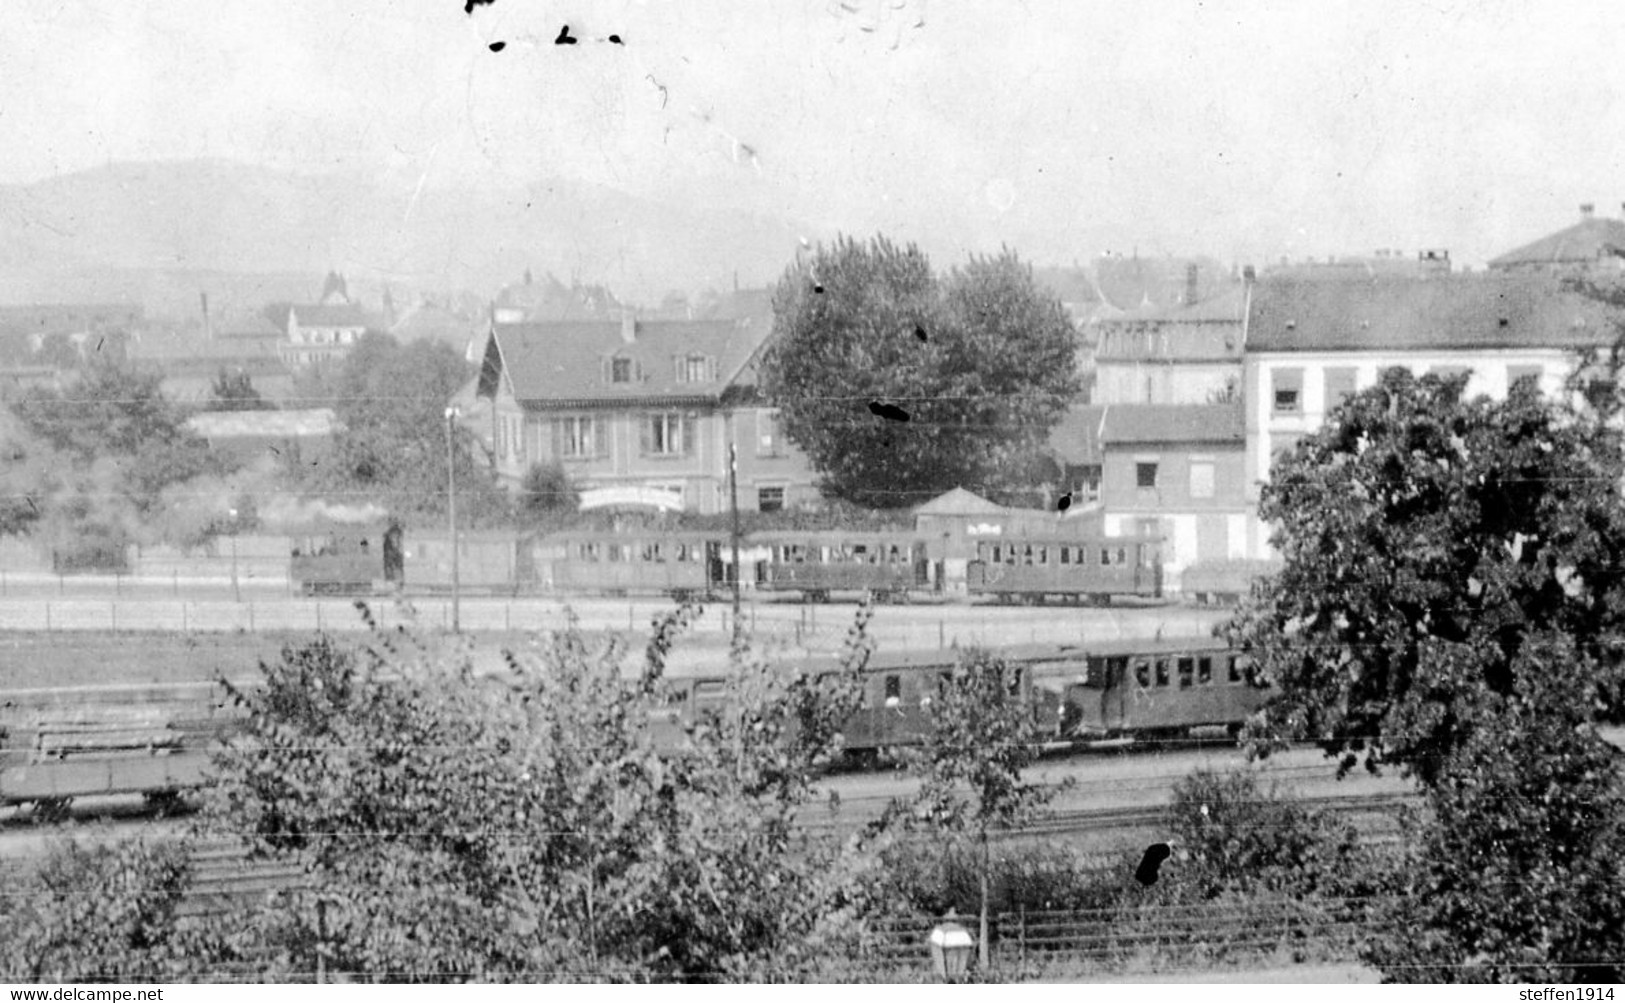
[
  {"left": 444, "top": 406, "right": 461, "bottom": 633},
  {"left": 729, "top": 441, "right": 742, "bottom": 644}
]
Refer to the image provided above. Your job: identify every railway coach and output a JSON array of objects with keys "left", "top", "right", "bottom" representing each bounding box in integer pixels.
[{"left": 966, "top": 533, "right": 1164, "bottom": 605}]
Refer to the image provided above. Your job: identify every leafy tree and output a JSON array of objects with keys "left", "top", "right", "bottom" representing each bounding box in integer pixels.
[
  {"left": 300, "top": 334, "right": 507, "bottom": 525},
  {"left": 14, "top": 359, "right": 196, "bottom": 460},
  {"left": 519, "top": 461, "right": 580, "bottom": 517},
  {"left": 206, "top": 367, "right": 272, "bottom": 411},
  {"left": 181, "top": 605, "right": 878, "bottom": 982},
  {"left": 1225, "top": 367, "right": 1625, "bottom": 780},
  {"left": 1, "top": 837, "right": 194, "bottom": 983},
  {"left": 1363, "top": 634, "right": 1625, "bottom": 983},
  {"left": 1224, "top": 365, "right": 1625, "bottom": 981},
  {"left": 893, "top": 648, "right": 1057, "bottom": 972},
  {"left": 758, "top": 236, "right": 1080, "bottom": 508}
]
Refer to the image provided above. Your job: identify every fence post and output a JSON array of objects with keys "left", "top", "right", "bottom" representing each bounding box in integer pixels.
[
  {"left": 248, "top": 603, "right": 255, "bottom": 633},
  {"left": 505, "top": 604, "right": 511, "bottom": 633},
  {"left": 173, "top": 570, "right": 179, "bottom": 597},
  {"left": 110, "top": 600, "right": 117, "bottom": 631},
  {"left": 317, "top": 603, "right": 323, "bottom": 632},
  {"left": 939, "top": 618, "right": 945, "bottom": 648},
  {"left": 1019, "top": 906, "right": 1026, "bottom": 974}
]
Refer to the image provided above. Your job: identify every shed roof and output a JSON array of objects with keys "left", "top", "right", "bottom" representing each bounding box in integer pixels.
[{"left": 912, "top": 487, "right": 1009, "bottom": 517}]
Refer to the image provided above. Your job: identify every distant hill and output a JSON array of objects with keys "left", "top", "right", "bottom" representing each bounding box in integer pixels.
[{"left": 0, "top": 159, "right": 822, "bottom": 317}]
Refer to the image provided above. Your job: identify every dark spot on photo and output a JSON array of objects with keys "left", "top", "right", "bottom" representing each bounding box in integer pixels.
[
  {"left": 868, "top": 400, "right": 910, "bottom": 423},
  {"left": 609, "top": 34, "right": 623, "bottom": 44},
  {"left": 1135, "top": 842, "right": 1174, "bottom": 886},
  {"left": 488, "top": 41, "right": 506, "bottom": 52},
  {"left": 463, "top": 0, "right": 495, "bottom": 14},
  {"left": 914, "top": 325, "right": 928, "bottom": 342},
  {"left": 555, "top": 24, "right": 578, "bottom": 45},
  {"left": 813, "top": 284, "right": 825, "bottom": 294},
  {"left": 1056, "top": 492, "right": 1072, "bottom": 513}
]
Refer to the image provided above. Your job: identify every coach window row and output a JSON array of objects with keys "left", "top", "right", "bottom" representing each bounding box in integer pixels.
[{"left": 1133, "top": 654, "right": 1241, "bottom": 689}]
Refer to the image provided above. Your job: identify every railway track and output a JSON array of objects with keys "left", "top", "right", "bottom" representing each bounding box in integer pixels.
[{"left": 0, "top": 788, "right": 1420, "bottom": 921}]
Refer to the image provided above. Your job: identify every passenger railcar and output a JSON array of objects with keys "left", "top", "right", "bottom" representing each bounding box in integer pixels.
[
  {"left": 668, "top": 635, "right": 1268, "bottom": 758},
  {"left": 966, "top": 535, "right": 1163, "bottom": 605},
  {"left": 546, "top": 531, "right": 734, "bottom": 600},
  {"left": 753, "top": 531, "right": 934, "bottom": 603}
]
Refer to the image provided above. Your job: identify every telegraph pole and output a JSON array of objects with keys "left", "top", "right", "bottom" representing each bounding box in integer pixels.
[
  {"left": 729, "top": 441, "right": 742, "bottom": 643},
  {"left": 444, "top": 406, "right": 461, "bottom": 633}
]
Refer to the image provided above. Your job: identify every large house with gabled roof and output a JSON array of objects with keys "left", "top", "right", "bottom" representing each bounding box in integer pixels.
[{"left": 468, "top": 312, "right": 819, "bottom": 514}]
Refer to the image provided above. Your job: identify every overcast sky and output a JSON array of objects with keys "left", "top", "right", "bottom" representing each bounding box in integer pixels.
[{"left": 5, "top": 0, "right": 1625, "bottom": 271}]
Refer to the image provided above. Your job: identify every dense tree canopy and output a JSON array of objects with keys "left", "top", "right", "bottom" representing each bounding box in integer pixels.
[
  {"left": 297, "top": 334, "right": 507, "bottom": 524},
  {"left": 1226, "top": 367, "right": 1625, "bottom": 780},
  {"left": 6, "top": 361, "right": 225, "bottom": 559},
  {"left": 758, "top": 236, "right": 1080, "bottom": 508}
]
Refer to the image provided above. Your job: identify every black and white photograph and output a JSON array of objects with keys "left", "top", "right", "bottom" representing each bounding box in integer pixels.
[{"left": 2, "top": 0, "right": 1624, "bottom": 988}]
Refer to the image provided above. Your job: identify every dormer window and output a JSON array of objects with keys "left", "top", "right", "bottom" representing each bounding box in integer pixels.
[
  {"left": 675, "top": 354, "right": 715, "bottom": 384},
  {"left": 611, "top": 357, "right": 633, "bottom": 383}
]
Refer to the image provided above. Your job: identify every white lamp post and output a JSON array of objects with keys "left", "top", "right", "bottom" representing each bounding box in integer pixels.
[
  {"left": 444, "top": 406, "right": 461, "bottom": 633},
  {"left": 227, "top": 507, "right": 240, "bottom": 602}
]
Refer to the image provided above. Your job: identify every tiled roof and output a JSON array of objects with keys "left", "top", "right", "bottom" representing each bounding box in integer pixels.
[
  {"left": 487, "top": 317, "right": 774, "bottom": 407},
  {"left": 1490, "top": 215, "right": 1625, "bottom": 269},
  {"left": 1246, "top": 273, "right": 1617, "bottom": 353},
  {"left": 1099, "top": 403, "right": 1244, "bottom": 445}
]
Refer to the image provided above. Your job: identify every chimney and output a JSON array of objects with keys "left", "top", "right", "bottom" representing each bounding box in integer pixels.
[
  {"left": 620, "top": 311, "right": 637, "bottom": 344},
  {"left": 1581, "top": 203, "right": 1596, "bottom": 219},
  {"left": 199, "top": 292, "right": 211, "bottom": 341},
  {"left": 1184, "top": 263, "right": 1199, "bottom": 306}
]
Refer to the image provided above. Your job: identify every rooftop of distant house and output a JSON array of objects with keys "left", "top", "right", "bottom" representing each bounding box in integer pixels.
[
  {"left": 1490, "top": 203, "right": 1625, "bottom": 270},
  {"left": 479, "top": 313, "right": 775, "bottom": 408}
]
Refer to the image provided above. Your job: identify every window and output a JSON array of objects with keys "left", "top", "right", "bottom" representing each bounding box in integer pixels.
[
  {"left": 1227, "top": 656, "right": 1242, "bottom": 684},
  {"left": 884, "top": 675, "right": 902, "bottom": 703},
  {"left": 642, "top": 413, "right": 693, "bottom": 456},
  {"left": 1428, "top": 365, "right": 1471, "bottom": 381},
  {"left": 1189, "top": 459, "right": 1215, "bottom": 500},
  {"left": 610, "top": 357, "right": 632, "bottom": 383},
  {"left": 1178, "top": 657, "right": 1194, "bottom": 689},
  {"left": 675, "top": 355, "right": 714, "bottom": 384},
  {"left": 1324, "top": 367, "right": 1358, "bottom": 411},
  {"left": 1134, "top": 660, "right": 1151, "bottom": 688},
  {"left": 756, "top": 410, "right": 784, "bottom": 456},
  {"left": 1198, "top": 656, "right": 1213, "bottom": 685},
  {"left": 558, "top": 416, "right": 597, "bottom": 458},
  {"left": 1136, "top": 462, "right": 1158, "bottom": 490},
  {"left": 758, "top": 486, "right": 785, "bottom": 512},
  {"left": 1154, "top": 658, "right": 1170, "bottom": 688},
  {"left": 1272, "top": 367, "right": 1304, "bottom": 414}
]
